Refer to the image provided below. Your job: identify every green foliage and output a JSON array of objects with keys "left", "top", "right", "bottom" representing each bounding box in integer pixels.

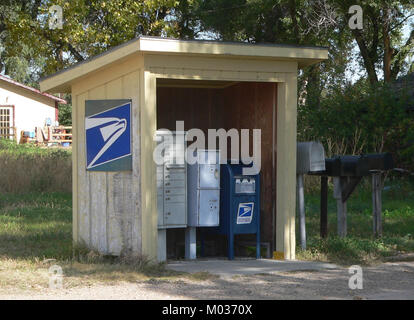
[
  {"left": 58, "top": 103, "right": 72, "bottom": 126},
  {"left": 0, "top": 192, "right": 73, "bottom": 260},
  {"left": 297, "top": 179, "right": 414, "bottom": 265},
  {"left": 2, "top": 0, "right": 183, "bottom": 76},
  {"left": 299, "top": 81, "right": 414, "bottom": 169}
]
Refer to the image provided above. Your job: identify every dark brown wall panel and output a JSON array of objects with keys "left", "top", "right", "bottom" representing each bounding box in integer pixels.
[{"left": 157, "top": 82, "right": 277, "bottom": 249}]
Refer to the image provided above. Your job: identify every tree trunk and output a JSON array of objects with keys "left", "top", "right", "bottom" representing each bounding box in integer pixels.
[
  {"left": 352, "top": 29, "right": 379, "bottom": 85},
  {"left": 383, "top": 6, "right": 392, "bottom": 83}
]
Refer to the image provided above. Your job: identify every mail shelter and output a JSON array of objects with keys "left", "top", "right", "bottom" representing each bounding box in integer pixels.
[{"left": 40, "top": 37, "right": 328, "bottom": 261}]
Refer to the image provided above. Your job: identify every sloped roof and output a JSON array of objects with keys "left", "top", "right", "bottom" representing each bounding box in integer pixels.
[
  {"left": 40, "top": 36, "right": 329, "bottom": 93},
  {"left": 0, "top": 74, "right": 66, "bottom": 104}
]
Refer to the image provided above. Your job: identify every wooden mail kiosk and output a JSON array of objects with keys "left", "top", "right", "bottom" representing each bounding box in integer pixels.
[{"left": 40, "top": 37, "right": 328, "bottom": 261}]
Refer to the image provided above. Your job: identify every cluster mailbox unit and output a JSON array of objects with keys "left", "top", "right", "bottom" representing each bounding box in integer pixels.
[
  {"left": 185, "top": 149, "right": 220, "bottom": 259},
  {"left": 156, "top": 130, "right": 187, "bottom": 261}
]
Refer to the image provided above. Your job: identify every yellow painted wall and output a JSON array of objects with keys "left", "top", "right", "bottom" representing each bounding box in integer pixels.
[
  {"left": 72, "top": 54, "right": 144, "bottom": 256},
  {"left": 70, "top": 50, "right": 301, "bottom": 261}
]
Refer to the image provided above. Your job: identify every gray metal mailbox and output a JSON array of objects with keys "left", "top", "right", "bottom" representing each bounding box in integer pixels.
[
  {"left": 187, "top": 149, "right": 220, "bottom": 227},
  {"left": 297, "top": 141, "right": 326, "bottom": 174},
  {"left": 296, "top": 141, "right": 326, "bottom": 250}
]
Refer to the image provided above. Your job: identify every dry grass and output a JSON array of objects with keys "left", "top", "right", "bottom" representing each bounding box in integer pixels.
[{"left": 0, "top": 140, "right": 71, "bottom": 193}]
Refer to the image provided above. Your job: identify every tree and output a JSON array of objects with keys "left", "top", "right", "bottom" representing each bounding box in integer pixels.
[
  {"left": 195, "top": 0, "right": 354, "bottom": 107},
  {"left": 326, "top": 0, "right": 414, "bottom": 84},
  {"left": 2, "top": 0, "right": 182, "bottom": 77}
]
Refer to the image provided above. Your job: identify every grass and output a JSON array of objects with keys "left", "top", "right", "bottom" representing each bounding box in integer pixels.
[
  {"left": 0, "top": 192, "right": 194, "bottom": 291},
  {"left": 296, "top": 177, "right": 414, "bottom": 265},
  {"left": 0, "top": 139, "right": 71, "bottom": 193},
  {"left": 0, "top": 177, "right": 413, "bottom": 291}
]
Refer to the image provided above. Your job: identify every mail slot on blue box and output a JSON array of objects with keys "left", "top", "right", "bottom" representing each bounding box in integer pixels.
[{"left": 215, "top": 162, "right": 261, "bottom": 260}]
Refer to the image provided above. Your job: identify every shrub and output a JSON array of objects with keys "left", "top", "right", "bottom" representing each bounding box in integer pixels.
[{"left": 298, "top": 82, "right": 414, "bottom": 170}]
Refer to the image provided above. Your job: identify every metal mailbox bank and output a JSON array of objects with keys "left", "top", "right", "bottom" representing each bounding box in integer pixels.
[
  {"left": 156, "top": 130, "right": 187, "bottom": 261},
  {"left": 39, "top": 37, "right": 328, "bottom": 262},
  {"left": 185, "top": 149, "right": 220, "bottom": 260}
]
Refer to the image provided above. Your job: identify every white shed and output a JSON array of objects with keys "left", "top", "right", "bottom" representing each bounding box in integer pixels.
[{"left": 0, "top": 74, "right": 66, "bottom": 141}]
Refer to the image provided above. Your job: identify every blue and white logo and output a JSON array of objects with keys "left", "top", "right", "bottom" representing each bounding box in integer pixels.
[
  {"left": 85, "top": 101, "right": 131, "bottom": 171},
  {"left": 236, "top": 202, "right": 254, "bottom": 224}
]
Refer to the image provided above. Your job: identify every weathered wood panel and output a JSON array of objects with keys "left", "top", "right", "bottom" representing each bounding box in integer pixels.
[
  {"left": 88, "top": 85, "right": 108, "bottom": 252},
  {"left": 76, "top": 92, "right": 90, "bottom": 247},
  {"left": 73, "top": 64, "right": 142, "bottom": 255},
  {"left": 123, "top": 71, "right": 142, "bottom": 254}
]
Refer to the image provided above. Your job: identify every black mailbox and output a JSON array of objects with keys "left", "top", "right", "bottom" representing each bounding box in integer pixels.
[
  {"left": 364, "top": 153, "right": 394, "bottom": 171},
  {"left": 324, "top": 155, "right": 369, "bottom": 176},
  {"left": 324, "top": 157, "right": 341, "bottom": 176},
  {"left": 340, "top": 155, "right": 370, "bottom": 176}
]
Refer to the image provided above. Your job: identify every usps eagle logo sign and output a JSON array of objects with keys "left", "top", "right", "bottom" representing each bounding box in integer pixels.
[
  {"left": 85, "top": 100, "right": 132, "bottom": 171},
  {"left": 236, "top": 202, "right": 254, "bottom": 224}
]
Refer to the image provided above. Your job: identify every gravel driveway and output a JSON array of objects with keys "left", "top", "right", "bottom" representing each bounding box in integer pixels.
[{"left": 1, "top": 261, "right": 413, "bottom": 300}]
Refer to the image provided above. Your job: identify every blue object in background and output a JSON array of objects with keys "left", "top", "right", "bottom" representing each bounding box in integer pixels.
[{"left": 211, "top": 162, "right": 261, "bottom": 260}]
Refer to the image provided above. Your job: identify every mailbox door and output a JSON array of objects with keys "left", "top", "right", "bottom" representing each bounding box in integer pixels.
[
  {"left": 199, "top": 163, "right": 220, "bottom": 189},
  {"left": 164, "top": 203, "right": 186, "bottom": 226},
  {"left": 157, "top": 165, "right": 163, "bottom": 226},
  {"left": 198, "top": 150, "right": 220, "bottom": 189},
  {"left": 198, "top": 189, "right": 220, "bottom": 226}
]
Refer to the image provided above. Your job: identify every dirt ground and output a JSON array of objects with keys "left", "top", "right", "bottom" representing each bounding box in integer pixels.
[{"left": 0, "top": 260, "right": 413, "bottom": 300}]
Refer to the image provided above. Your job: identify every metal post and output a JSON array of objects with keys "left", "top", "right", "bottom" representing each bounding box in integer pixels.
[
  {"left": 372, "top": 172, "right": 383, "bottom": 237},
  {"left": 333, "top": 177, "right": 347, "bottom": 238},
  {"left": 297, "top": 174, "right": 306, "bottom": 250},
  {"left": 320, "top": 176, "right": 328, "bottom": 238},
  {"left": 185, "top": 227, "right": 197, "bottom": 260},
  {"left": 157, "top": 229, "right": 167, "bottom": 262}
]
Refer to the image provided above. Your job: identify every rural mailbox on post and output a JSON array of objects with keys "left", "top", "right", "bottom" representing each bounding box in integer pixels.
[
  {"left": 296, "top": 142, "right": 326, "bottom": 175},
  {"left": 296, "top": 141, "right": 326, "bottom": 250}
]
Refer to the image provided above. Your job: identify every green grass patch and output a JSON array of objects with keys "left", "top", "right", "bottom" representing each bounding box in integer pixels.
[
  {"left": 0, "top": 192, "right": 197, "bottom": 290},
  {"left": 297, "top": 178, "right": 414, "bottom": 265},
  {"left": 0, "top": 192, "right": 73, "bottom": 260}
]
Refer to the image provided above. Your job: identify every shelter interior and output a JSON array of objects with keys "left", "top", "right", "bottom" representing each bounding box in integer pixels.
[{"left": 156, "top": 78, "right": 278, "bottom": 258}]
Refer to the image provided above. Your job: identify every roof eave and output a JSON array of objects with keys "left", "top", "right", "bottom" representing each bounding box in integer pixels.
[{"left": 40, "top": 37, "right": 328, "bottom": 93}]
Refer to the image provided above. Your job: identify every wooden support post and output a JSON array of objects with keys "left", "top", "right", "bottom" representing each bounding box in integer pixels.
[
  {"left": 372, "top": 172, "right": 383, "bottom": 237},
  {"left": 297, "top": 174, "right": 306, "bottom": 250},
  {"left": 320, "top": 176, "right": 328, "bottom": 238},
  {"left": 333, "top": 177, "right": 347, "bottom": 238}
]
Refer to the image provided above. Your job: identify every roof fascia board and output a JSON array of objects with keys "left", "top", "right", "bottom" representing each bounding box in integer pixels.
[
  {"left": 40, "top": 40, "right": 141, "bottom": 93},
  {"left": 138, "top": 37, "right": 328, "bottom": 61}
]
